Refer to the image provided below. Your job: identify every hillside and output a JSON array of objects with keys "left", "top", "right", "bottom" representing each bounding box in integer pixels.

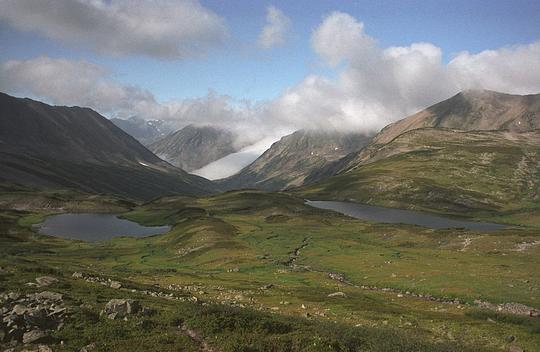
[
  {"left": 300, "top": 128, "right": 540, "bottom": 217},
  {"left": 149, "top": 125, "right": 240, "bottom": 171},
  {"left": 220, "top": 129, "right": 372, "bottom": 191},
  {"left": 374, "top": 90, "right": 540, "bottom": 145},
  {"left": 0, "top": 92, "right": 217, "bottom": 200}
]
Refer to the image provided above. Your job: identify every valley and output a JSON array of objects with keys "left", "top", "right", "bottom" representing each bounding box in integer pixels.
[
  {"left": 1, "top": 90, "right": 539, "bottom": 351},
  {"left": 1, "top": 187, "right": 539, "bottom": 351}
]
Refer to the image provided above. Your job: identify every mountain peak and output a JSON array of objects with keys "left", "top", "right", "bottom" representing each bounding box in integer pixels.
[{"left": 374, "top": 90, "right": 540, "bottom": 145}]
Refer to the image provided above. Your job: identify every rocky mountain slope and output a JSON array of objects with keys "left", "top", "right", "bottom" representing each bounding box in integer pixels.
[
  {"left": 0, "top": 92, "right": 217, "bottom": 199},
  {"left": 149, "top": 125, "right": 240, "bottom": 171},
  {"left": 301, "top": 128, "right": 540, "bottom": 215},
  {"left": 300, "top": 90, "right": 540, "bottom": 215},
  {"left": 373, "top": 90, "right": 540, "bottom": 145},
  {"left": 111, "top": 116, "right": 172, "bottom": 146},
  {"left": 220, "top": 130, "right": 372, "bottom": 191}
]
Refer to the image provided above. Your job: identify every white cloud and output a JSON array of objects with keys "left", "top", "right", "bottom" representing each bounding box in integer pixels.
[
  {"left": 0, "top": 57, "right": 155, "bottom": 114},
  {"left": 2, "top": 12, "right": 540, "bottom": 147},
  {"left": 448, "top": 42, "right": 540, "bottom": 95},
  {"left": 257, "top": 6, "right": 291, "bottom": 49},
  {"left": 0, "top": 0, "right": 228, "bottom": 59},
  {"left": 0, "top": 56, "right": 276, "bottom": 145},
  {"left": 267, "top": 12, "right": 540, "bottom": 134}
]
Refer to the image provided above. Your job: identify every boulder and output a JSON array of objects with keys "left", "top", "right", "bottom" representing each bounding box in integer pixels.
[
  {"left": 72, "top": 272, "right": 84, "bottom": 279},
  {"left": 102, "top": 299, "right": 140, "bottom": 319},
  {"left": 35, "top": 277, "right": 59, "bottom": 287},
  {"left": 327, "top": 292, "right": 347, "bottom": 298},
  {"left": 22, "top": 329, "right": 49, "bottom": 344},
  {"left": 109, "top": 281, "right": 122, "bottom": 289},
  {"left": 508, "top": 346, "right": 524, "bottom": 352},
  {"left": 33, "top": 292, "right": 63, "bottom": 302},
  {"left": 79, "top": 342, "right": 97, "bottom": 352}
]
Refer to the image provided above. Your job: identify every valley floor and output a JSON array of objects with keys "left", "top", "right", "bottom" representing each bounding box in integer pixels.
[{"left": 0, "top": 189, "right": 539, "bottom": 351}]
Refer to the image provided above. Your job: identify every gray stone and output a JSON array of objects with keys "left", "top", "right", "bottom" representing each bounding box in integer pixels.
[
  {"left": 109, "top": 281, "right": 122, "bottom": 289},
  {"left": 11, "top": 304, "right": 28, "bottom": 316},
  {"left": 7, "top": 293, "right": 21, "bottom": 301},
  {"left": 72, "top": 272, "right": 84, "bottom": 279},
  {"left": 102, "top": 299, "right": 139, "bottom": 319},
  {"left": 33, "top": 292, "right": 63, "bottom": 302},
  {"left": 508, "top": 346, "right": 524, "bottom": 352},
  {"left": 79, "top": 342, "right": 97, "bottom": 352},
  {"left": 35, "top": 277, "right": 59, "bottom": 287},
  {"left": 327, "top": 292, "right": 347, "bottom": 298},
  {"left": 22, "top": 329, "right": 48, "bottom": 344}
]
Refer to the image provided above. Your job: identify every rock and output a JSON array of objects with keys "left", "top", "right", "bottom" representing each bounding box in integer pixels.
[
  {"left": 327, "top": 292, "right": 347, "bottom": 298},
  {"left": 102, "top": 299, "right": 140, "bottom": 319},
  {"left": 32, "top": 292, "right": 63, "bottom": 302},
  {"left": 141, "top": 307, "right": 156, "bottom": 316},
  {"left": 8, "top": 292, "right": 21, "bottom": 301},
  {"left": 35, "top": 277, "right": 59, "bottom": 287},
  {"left": 79, "top": 342, "right": 97, "bottom": 352},
  {"left": 72, "top": 272, "right": 84, "bottom": 279},
  {"left": 259, "top": 284, "right": 273, "bottom": 290},
  {"left": 109, "top": 281, "right": 122, "bottom": 289},
  {"left": 12, "top": 304, "right": 28, "bottom": 315},
  {"left": 505, "top": 335, "right": 516, "bottom": 343},
  {"left": 38, "top": 345, "right": 53, "bottom": 352},
  {"left": 508, "top": 346, "right": 524, "bottom": 352},
  {"left": 22, "top": 329, "right": 48, "bottom": 344}
]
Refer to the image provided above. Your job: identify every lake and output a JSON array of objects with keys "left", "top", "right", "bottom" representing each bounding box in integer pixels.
[
  {"left": 306, "top": 200, "right": 507, "bottom": 232},
  {"left": 38, "top": 213, "right": 171, "bottom": 241}
]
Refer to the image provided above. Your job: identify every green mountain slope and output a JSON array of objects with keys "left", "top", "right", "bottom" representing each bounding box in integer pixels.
[
  {"left": 0, "top": 92, "right": 217, "bottom": 200},
  {"left": 220, "top": 129, "right": 372, "bottom": 191},
  {"left": 300, "top": 128, "right": 540, "bottom": 217}
]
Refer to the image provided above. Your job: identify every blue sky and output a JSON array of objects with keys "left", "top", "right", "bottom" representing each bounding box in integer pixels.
[{"left": 1, "top": 0, "right": 539, "bottom": 103}]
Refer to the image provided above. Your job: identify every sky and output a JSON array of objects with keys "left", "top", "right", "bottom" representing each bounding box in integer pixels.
[{"left": 0, "top": 0, "right": 539, "bottom": 142}]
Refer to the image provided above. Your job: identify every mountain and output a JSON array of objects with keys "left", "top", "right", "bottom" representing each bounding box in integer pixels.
[
  {"left": 299, "top": 90, "right": 540, "bottom": 215},
  {"left": 316, "top": 90, "right": 540, "bottom": 177},
  {"left": 220, "top": 129, "right": 372, "bottom": 191},
  {"left": 0, "top": 92, "right": 217, "bottom": 200},
  {"left": 111, "top": 116, "right": 172, "bottom": 146},
  {"left": 149, "top": 125, "right": 241, "bottom": 172},
  {"left": 373, "top": 89, "right": 540, "bottom": 145}
]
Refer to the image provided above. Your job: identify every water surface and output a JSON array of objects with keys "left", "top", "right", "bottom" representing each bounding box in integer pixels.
[
  {"left": 306, "top": 200, "right": 506, "bottom": 232},
  {"left": 38, "top": 213, "right": 171, "bottom": 241}
]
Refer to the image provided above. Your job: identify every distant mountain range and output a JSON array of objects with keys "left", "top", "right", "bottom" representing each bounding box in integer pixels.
[
  {"left": 220, "top": 130, "right": 373, "bottom": 191},
  {"left": 148, "top": 125, "right": 242, "bottom": 172},
  {"left": 0, "top": 92, "right": 217, "bottom": 200},
  {"left": 3, "top": 89, "right": 539, "bottom": 206},
  {"left": 111, "top": 116, "right": 173, "bottom": 146},
  {"left": 300, "top": 90, "right": 540, "bottom": 215}
]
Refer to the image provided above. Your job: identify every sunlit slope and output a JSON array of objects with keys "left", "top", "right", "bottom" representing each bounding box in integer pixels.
[{"left": 299, "top": 129, "right": 540, "bottom": 219}]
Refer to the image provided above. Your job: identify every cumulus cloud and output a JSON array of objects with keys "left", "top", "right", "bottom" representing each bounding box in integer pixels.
[
  {"left": 0, "top": 0, "right": 227, "bottom": 59},
  {"left": 0, "top": 57, "right": 156, "bottom": 114},
  {"left": 266, "top": 12, "right": 540, "bottom": 134},
  {"left": 257, "top": 6, "right": 291, "bottom": 49},
  {"left": 2, "top": 12, "right": 540, "bottom": 144},
  {"left": 0, "top": 56, "right": 282, "bottom": 146}
]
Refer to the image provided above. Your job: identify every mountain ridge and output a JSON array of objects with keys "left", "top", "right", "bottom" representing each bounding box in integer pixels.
[{"left": 0, "top": 92, "right": 217, "bottom": 200}]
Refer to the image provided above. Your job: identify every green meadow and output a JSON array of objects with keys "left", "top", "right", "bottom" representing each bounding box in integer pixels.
[{"left": 1, "top": 188, "right": 539, "bottom": 351}]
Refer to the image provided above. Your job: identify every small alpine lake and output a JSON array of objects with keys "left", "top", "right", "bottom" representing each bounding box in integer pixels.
[
  {"left": 306, "top": 200, "right": 507, "bottom": 232},
  {"left": 38, "top": 213, "right": 171, "bottom": 241}
]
